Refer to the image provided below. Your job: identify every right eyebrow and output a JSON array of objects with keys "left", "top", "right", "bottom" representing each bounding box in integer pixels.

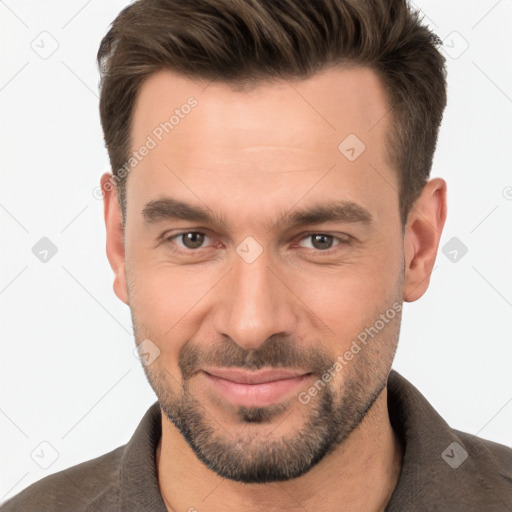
[{"left": 142, "top": 198, "right": 230, "bottom": 230}]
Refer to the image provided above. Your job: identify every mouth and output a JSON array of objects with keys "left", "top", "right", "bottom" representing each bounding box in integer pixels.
[{"left": 201, "top": 367, "right": 313, "bottom": 408}]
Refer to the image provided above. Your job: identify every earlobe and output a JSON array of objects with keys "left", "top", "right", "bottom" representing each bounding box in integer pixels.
[
  {"left": 101, "top": 173, "right": 129, "bottom": 305},
  {"left": 403, "top": 178, "right": 447, "bottom": 302}
]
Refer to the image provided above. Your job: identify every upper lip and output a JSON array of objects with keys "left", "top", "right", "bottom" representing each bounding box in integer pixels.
[{"left": 202, "top": 367, "right": 310, "bottom": 384}]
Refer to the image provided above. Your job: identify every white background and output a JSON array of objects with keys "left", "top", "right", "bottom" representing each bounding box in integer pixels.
[{"left": 1, "top": 0, "right": 511, "bottom": 503}]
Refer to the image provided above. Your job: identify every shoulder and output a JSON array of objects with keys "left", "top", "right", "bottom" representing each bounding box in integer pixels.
[
  {"left": 0, "top": 445, "right": 125, "bottom": 512},
  {"left": 444, "top": 430, "right": 512, "bottom": 509},
  {"left": 454, "top": 428, "right": 512, "bottom": 480},
  {"left": 386, "top": 370, "right": 512, "bottom": 510}
]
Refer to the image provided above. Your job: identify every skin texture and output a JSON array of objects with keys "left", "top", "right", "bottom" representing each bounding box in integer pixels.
[{"left": 102, "top": 66, "right": 447, "bottom": 511}]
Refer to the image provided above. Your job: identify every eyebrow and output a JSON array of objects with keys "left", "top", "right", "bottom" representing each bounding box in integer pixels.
[{"left": 142, "top": 197, "right": 373, "bottom": 232}]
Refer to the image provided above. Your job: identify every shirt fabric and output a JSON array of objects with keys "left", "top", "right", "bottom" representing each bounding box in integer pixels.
[{"left": 2, "top": 370, "right": 511, "bottom": 511}]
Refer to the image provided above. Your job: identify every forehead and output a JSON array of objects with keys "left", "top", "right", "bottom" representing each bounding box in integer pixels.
[
  {"left": 126, "top": 66, "right": 398, "bottom": 230},
  {"left": 131, "top": 65, "right": 391, "bottom": 154}
]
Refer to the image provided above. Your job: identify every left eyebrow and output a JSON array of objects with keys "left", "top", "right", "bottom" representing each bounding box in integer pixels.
[
  {"left": 272, "top": 200, "right": 373, "bottom": 231},
  {"left": 141, "top": 197, "right": 373, "bottom": 232}
]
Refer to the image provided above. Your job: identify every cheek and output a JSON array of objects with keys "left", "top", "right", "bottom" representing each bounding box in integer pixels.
[
  {"left": 290, "top": 240, "right": 403, "bottom": 347},
  {"left": 128, "top": 261, "right": 219, "bottom": 349}
]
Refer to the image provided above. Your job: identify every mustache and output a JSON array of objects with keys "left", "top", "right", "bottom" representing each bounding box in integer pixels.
[{"left": 178, "top": 335, "right": 334, "bottom": 379}]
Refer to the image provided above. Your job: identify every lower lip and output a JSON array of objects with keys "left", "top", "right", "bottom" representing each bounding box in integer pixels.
[{"left": 202, "top": 372, "right": 312, "bottom": 408}]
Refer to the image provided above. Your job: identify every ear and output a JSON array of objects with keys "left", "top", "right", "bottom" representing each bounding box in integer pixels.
[
  {"left": 403, "top": 177, "right": 447, "bottom": 302},
  {"left": 101, "top": 173, "right": 129, "bottom": 305}
]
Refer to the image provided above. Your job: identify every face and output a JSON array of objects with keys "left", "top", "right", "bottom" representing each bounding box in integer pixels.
[{"left": 118, "top": 66, "right": 407, "bottom": 483}]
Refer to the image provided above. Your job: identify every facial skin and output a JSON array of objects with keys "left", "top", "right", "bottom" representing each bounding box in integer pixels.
[{"left": 102, "top": 66, "right": 446, "bottom": 511}]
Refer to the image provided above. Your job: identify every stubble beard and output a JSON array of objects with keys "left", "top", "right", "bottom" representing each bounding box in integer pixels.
[{"left": 135, "top": 318, "right": 399, "bottom": 483}]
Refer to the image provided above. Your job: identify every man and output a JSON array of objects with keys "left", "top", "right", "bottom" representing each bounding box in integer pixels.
[{"left": 2, "top": 0, "right": 511, "bottom": 510}]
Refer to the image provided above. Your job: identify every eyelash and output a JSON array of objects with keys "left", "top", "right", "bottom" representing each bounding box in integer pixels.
[{"left": 161, "top": 231, "right": 351, "bottom": 255}]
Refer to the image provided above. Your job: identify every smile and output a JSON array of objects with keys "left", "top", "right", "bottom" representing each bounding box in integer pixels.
[{"left": 201, "top": 367, "right": 313, "bottom": 408}]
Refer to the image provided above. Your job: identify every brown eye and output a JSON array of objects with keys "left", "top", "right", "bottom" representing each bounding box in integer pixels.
[
  {"left": 167, "top": 231, "right": 211, "bottom": 250},
  {"left": 311, "top": 234, "right": 335, "bottom": 250},
  {"left": 182, "top": 232, "right": 205, "bottom": 249},
  {"left": 298, "top": 233, "right": 343, "bottom": 251}
]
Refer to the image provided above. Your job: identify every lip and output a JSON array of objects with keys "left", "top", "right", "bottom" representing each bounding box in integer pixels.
[{"left": 202, "top": 367, "right": 312, "bottom": 408}]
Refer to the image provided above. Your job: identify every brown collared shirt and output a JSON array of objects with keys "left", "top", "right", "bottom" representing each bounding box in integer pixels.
[{"left": 2, "top": 370, "right": 511, "bottom": 511}]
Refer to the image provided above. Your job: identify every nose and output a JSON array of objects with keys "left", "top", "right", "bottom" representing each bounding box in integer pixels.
[{"left": 211, "top": 250, "right": 298, "bottom": 352}]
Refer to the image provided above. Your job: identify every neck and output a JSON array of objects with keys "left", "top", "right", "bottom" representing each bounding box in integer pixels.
[{"left": 156, "top": 387, "right": 402, "bottom": 512}]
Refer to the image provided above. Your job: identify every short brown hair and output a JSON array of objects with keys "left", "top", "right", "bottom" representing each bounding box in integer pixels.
[{"left": 97, "top": 0, "right": 447, "bottom": 227}]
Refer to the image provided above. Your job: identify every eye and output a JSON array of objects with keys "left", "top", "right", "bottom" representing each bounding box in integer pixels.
[
  {"left": 166, "top": 231, "right": 213, "bottom": 251},
  {"left": 161, "top": 231, "right": 350, "bottom": 255},
  {"left": 297, "top": 233, "right": 349, "bottom": 251}
]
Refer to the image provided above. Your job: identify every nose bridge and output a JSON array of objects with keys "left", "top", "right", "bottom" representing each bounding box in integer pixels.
[{"left": 212, "top": 249, "right": 297, "bottom": 351}]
